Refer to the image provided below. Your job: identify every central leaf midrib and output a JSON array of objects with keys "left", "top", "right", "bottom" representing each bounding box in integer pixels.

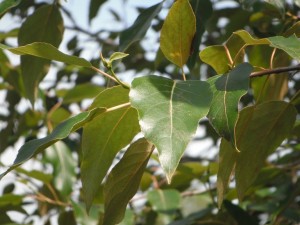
[{"left": 169, "top": 82, "right": 177, "bottom": 160}]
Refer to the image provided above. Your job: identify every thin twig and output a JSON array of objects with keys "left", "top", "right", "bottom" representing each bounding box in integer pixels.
[
  {"left": 250, "top": 64, "right": 300, "bottom": 77},
  {"left": 91, "top": 66, "right": 119, "bottom": 83}
]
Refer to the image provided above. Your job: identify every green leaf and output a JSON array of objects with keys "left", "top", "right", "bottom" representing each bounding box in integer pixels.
[
  {"left": 0, "top": 107, "right": 106, "bottom": 180},
  {"left": 0, "top": 0, "right": 21, "bottom": 16},
  {"left": 217, "top": 138, "right": 238, "bottom": 208},
  {"left": 223, "top": 200, "right": 259, "bottom": 225},
  {"left": 71, "top": 200, "right": 100, "bottom": 225},
  {"left": 44, "top": 141, "right": 77, "bottom": 196},
  {"left": 101, "top": 138, "right": 154, "bottom": 225},
  {"left": 0, "top": 42, "right": 92, "bottom": 67},
  {"left": 187, "top": 0, "right": 213, "bottom": 70},
  {"left": 119, "top": 2, "right": 163, "bottom": 52},
  {"left": 207, "top": 63, "right": 252, "bottom": 146},
  {"left": 268, "top": 35, "right": 300, "bottom": 61},
  {"left": 15, "top": 168, "right": 53, "bottom": 183},
  {"left": 61, "top": 83, "right": 104, "bottom": 104},
  {"left": 0, "top": 28, "right": 18, "bottom": 42},
  {"left": 147, "top": 189, "right": 181, "bottom": 212},
  {"left": 109, "top": 52, "right": 129, "bottom": 63},
  {"left": 129, "top": 76, "right": 212, "bottom": 182},
  {"left": 18, "top": 4, "right": 64, "bottom": 104},
  {"left": 199, "top": 45, "right": 230, "bottom": 74},
  {"left": 88, "top": 0, "right": 106, "bottom": 22},
  {"left": 235, "top": 101, "right": 297, "bottom": 199},
  {"left": 0, "top": 194, "right": 23, "bottom": 206},
  {"left": 81, "top": 86, "right": 140, "bottom": 211},
  {"left": 160, "top": 0, "right": 196, "bottom": 67}
]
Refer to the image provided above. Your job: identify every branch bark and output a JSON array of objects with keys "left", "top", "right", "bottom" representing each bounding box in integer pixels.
[{"left": 250, "top": 64, "right": 300, "bottom": 77}]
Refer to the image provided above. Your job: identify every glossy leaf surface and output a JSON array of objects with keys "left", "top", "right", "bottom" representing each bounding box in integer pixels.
[
  {"left": 207, "top": 63, "right": 252, "bottom": 146},
  {"left": 81, "top": 86, "right": 140, "bottom": 210},
  {"left": 119, "top": 2, "right": 163, "bottom": 51},
  {"left": 101, "top": 138, "right": 154, "bottom": 225},
  {"left": 130, "top": 75, "right": 212, "bottom": 182},
  {"left": 160, "top": 0, "right": 196, "bottom": 67}
]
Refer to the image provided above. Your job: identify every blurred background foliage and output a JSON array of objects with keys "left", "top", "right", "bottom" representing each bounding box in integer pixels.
[{"left": 0, "top": 0, "right": 299, "bottom": 224}]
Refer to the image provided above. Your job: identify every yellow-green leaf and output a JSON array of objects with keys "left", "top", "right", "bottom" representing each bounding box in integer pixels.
[{"left": 160, "top": 0, "right": 196, "bottom": 67}]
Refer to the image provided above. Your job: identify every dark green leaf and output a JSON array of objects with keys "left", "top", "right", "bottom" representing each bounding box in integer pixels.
[
  {"left": 88, "top": 0, "right": 106, "bottom": 22},
  {"left": 0, "top": 107, "right": 106, "bottom": 180},
  {"left": 160, "top": 0, "right": 196, "bottom": 67},
  {"left": 217, "top": 138, "right": 238, "bottom": 208},
  {"left": 101, "top": 138, "right": 154, "bottom": 225},
  {"left": 187, "top": 0, "right": 213, "bottom": 70},
  {"left": 207, "top": 63, "right": 252, "bottom": 146},
  {"left": 224, "top": 200, "right": 259, "bottom": 225},
  {"left": 147, "top": 189, "right": 181, "bottom": 212},
  {"left": 119, "top": 2, "right": 163, "bottom": 51},
  {"left": 18, "top": 4, "right": 64, "bottom": 104},
  {"left": 130, "top": 75, "right": 212, "bottom": 182},
  {"left": 81, "top": 86, "right": 140, "bottom": 211},
  {"left": 0, "top": 0, "right": 21, "bottom": 16},
  {"left": 0, "top": 42, "right": 92, "bottom": 67},
  {"left": 235, "top": 101, "right": 297, "bottom": 199}
]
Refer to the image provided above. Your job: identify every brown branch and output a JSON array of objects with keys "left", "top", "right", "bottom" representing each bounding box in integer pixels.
[{"left": 250, "top": 64, "right": 300, "bottom": 77}]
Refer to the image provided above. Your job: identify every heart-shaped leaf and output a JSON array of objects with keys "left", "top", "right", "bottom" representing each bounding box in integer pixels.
[
  {"left": 160, "top": 0, "right": 196, "bottom": 67},
  {"left": 130, "top": 75, "right": 212, "bottom": 182}
]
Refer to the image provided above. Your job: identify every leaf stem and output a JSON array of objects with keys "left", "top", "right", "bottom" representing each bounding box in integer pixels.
[
  {"left": 250, "top": 64, "right": 300, "bottom": 77},
  {"left": 91, "top": 66, "right": 118, "bottom": 83},
  {"left": 108, "top": 68, "right": 130, "bottom": 89},
  {"left": 106, "top": 102, "right": 131, "bottom": 112}
]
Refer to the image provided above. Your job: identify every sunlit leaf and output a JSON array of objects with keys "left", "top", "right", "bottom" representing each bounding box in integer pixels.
[
  {"left": 160, "top": 0, "right": 196, "bottom": 67},
  {"left": 0, "top": 0, "right": 21, "bottom": 16},
  {"left": 0, "top": 42, "right": 92, "bottom": 67},
  {"left": 119, "top": 2, "right": 163, "bottom": 51},
  {"left": 207, "top": 63, "right": 252, "bottom": 146},
  {"left": 81, "top": 86, "right": 140, "bottom": 211},
  {"left": 0, "top": 107, "right": 106, "bottom": 180},
  {"left": 200, "top": 45, "right": 230, "bottom": 74},
  {"left": 101, "top": 138, "right": 154, "bottom": 225},
  {"left": 130, "top": 75, "right": 212, "bottom": 182},
  {"left": 147, "top": 189, "right": 181, "bottom": 211},
  {"left": 235, "top": 101, "right": 297, "bottom": 199},
  {"left": 18, "top": 4, "right": 64, "bottom": 104},
  {"left": 109, "top": 52, "right": 129, "bottom": 63}
]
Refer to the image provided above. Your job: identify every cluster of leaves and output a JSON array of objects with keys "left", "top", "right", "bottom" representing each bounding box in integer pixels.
[{"left": 0, "top": 0, "right": 300, "bottom": 224}]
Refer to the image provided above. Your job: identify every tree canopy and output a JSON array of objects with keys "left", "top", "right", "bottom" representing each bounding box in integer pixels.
[{"left": 0, "top": 0, "right": 299, "bottom": 224}]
